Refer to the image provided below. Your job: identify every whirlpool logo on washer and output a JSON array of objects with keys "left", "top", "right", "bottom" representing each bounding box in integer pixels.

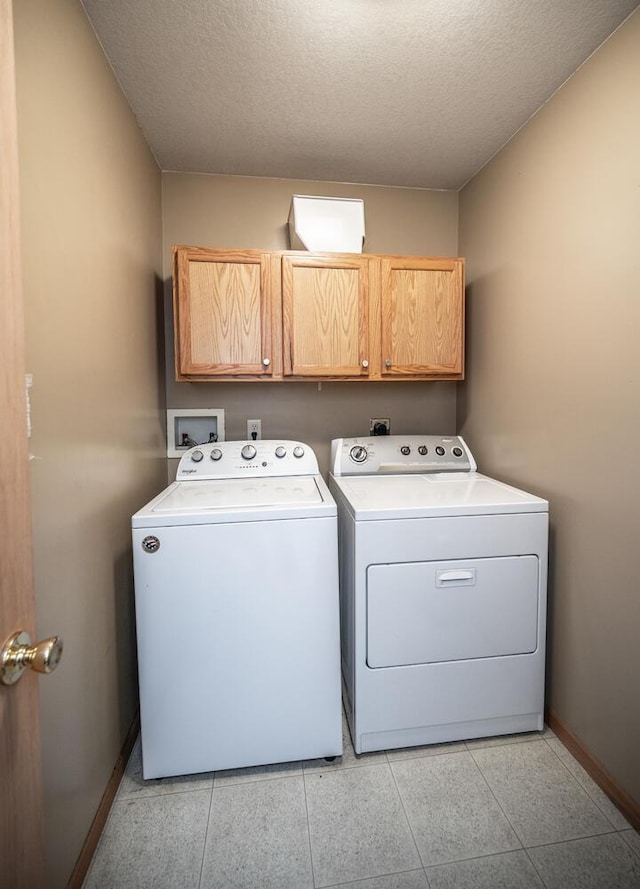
[
  {"left": 141, "top": 536, "right": 160, "bottom": 553},
  {"left": 180, "top": 468, "right": 198, "bottom": 474}
]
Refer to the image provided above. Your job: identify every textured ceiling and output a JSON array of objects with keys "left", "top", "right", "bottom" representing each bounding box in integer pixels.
[{"left": 81, "top": 0, "right": 639, "bottom": 189}]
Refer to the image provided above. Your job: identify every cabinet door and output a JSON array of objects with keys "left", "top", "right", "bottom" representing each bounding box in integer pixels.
[
  {"left": 380, "top": 257, "right": 464, "bottom": 377},
  {"left": 282, "top": 253, "right": 370, "bottom": 377},
  {"left": 174, "top": 248, "right": 274, "bottom": 377}
]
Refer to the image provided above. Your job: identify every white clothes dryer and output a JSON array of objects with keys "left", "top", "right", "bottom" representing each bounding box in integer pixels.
[
  {"left": 329, "top": 435, "right": 548, "bottom": 754},
  {"left": 132, "top": 440, "right": 342, "bottom": 779}
]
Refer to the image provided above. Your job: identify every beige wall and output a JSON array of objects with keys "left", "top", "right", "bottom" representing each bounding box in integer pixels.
[
  {"left": 459, "top": 11, "right": 640, "bottom": 805},
  {"left": 13, "top": 0, "right": 165, "bottom": 884},
  {"left": 162, "top": 173, "right": 459, "bottom": 476}
]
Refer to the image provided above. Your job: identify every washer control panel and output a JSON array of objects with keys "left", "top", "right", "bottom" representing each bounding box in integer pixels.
[
  {"left": 331, "top": 435, "right": 477, "bottom": 476},
  {"left": 177, "top": 440, "right": 317, "bottom": 480}
]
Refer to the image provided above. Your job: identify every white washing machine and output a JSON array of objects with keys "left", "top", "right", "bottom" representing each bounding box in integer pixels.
[
  {"left": 329, "top": 435, "right": 548, "bottom": 754},
  {"left": 132, "top": 440, "right": 342, "bottom": 779}
]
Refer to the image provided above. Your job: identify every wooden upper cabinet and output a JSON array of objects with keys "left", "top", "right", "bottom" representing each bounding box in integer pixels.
[
  {"left": 379, "top": 257, "right": 464, "bottom": 377},
  {"left": 173, "top": 247, "right": 275, "bottom": 378},
  {"left": 281, "top": 253, "right": 370, "bottom": 377},
  {"left": 172, "top": 247, "right": 464, "bottom": 381}
]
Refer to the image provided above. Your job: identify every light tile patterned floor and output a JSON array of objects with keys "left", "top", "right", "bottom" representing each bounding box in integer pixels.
[{"left": 84, "top": 715, "right": 640, "bottom": 889}]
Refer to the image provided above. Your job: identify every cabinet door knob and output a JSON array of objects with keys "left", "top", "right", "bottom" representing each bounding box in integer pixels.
[
  {"left": 262, "top": 358, "right": 270, "bottom": 367},
  {"left": 361, "top": 359, "right": 369, "bottom": 369},
  {"left": 384, "top": 358, "right": 392, "bottom": 368}
]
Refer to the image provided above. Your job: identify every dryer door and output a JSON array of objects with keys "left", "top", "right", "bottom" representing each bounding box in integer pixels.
[{"left": 366, "top": 556, "right": 539, "bottom": 668}]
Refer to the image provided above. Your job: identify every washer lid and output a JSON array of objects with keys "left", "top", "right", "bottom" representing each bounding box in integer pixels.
[
  {"left": 132, "top": 475, "right": 335, "bottom": 527},
  {"left": 331, "top": 472, "right": 548, "bottom": 520}
]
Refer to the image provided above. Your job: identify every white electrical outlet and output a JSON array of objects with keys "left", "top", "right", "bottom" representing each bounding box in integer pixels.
[{"left": 247, "top": 419, "right": 262, "bottom": 440}]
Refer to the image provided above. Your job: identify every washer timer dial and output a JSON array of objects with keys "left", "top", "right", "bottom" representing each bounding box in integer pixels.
[
  {"left": 349, "top": 445, "right": 368, "bottom": 464},
  {"left": 241, "top": 444, "right": 257, "bottom": 460}
]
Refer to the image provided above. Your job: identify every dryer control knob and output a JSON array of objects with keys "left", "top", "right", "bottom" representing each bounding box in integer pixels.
[
  {"left": 400, "top": 445, "right": 411, "bottom": 456},
  {"left": 349, "top": 445, "right": 368, "bottom": 463},
  {"left": 241, "top": 444, "right": 257, "bottom": 460},
  {"left": 435, "top": 446, "right": 445, "bottom": 456},
  {"left": 275, "top": 446, "right": 287, "bottom": 458},
  {"left": 191, "top": 450, "right": 204, "bottom": 462},
  {"left": 293, "top": 446, "right": 305, "bottom": 458},
  {"left": 210, "top": 448, "right": 222, "bottom": 461},
  {"left": 452, "top": 446, "right": 463, "bottom": 457},
  {"left": 418, "top": 445, "right": 428, "bottom": 456}
]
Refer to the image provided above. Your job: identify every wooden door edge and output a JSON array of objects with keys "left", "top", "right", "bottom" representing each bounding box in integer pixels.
[
  {"left": 1, "top": 0, "right": 46, "bottom": 882},
  {"left": 67, "top": 713, "right": 140, "bottom": 888}
]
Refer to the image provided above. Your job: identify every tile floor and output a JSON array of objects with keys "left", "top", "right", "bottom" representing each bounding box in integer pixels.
[{"left": 84, "top": 714, "right": 640, "bottom": 889}]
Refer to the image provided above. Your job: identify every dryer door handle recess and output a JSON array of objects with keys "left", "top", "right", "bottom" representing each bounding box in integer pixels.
[{"left": 435, "top": 569, "right": 476, "bottom": 587}]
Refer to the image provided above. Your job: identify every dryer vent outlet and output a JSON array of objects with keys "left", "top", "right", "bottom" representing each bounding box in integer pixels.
[{"left": 370, "top": 418, "right": 390, "bottom": 436}]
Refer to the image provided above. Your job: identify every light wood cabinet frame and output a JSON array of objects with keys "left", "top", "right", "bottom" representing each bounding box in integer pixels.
[
  {"left": 379, "top": 256, "right": 464, "bottom": 377},
  {"left": 173, "top": 247, "right": 275, "bottom": 379},
  {"left": 281, "top": 253, "right": 371, "bottom": 378}
]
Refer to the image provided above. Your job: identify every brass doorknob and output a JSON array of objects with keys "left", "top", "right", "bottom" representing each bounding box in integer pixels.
[{"left": 1, "top": 630, "right": 63, "bottom": 686}]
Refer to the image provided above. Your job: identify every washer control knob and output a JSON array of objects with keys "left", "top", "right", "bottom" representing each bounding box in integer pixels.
[
  {"left": 293, "top": 446, "right": 305, "bottom": 458},
  {"left": 241, "top": 444, "right": 257, "bottom": 460},
  {"left": 418, "top": 445, "right": 428, "bottom": 456},
  {"left": 349, "top": 445, "right": 368, "bottom": 464},
  {"left": 435, "top": 446, "right": 445, "bottom": 456},
  {"left": 275, "top": 446, "right": 287, "bottom": 458},
  {"left": 191, "top": 450, "right": 204, "bottom": 462},
  {"left": 210, "top": 448, "right": 223, "bottom": 461},
  {"left": 452, "top": 446, "right": 463, "bottom": 457},
  {"left": 400, "top": 445, "right": 411, "bottom": 456}
]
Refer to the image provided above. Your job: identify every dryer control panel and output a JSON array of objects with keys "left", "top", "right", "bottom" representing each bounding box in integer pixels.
[
  {"left": 330, "top": 435, "right": 477, "bottom": 476},
  {"left": 176, "top": 440, "right": 319, "bottom": 480}
]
